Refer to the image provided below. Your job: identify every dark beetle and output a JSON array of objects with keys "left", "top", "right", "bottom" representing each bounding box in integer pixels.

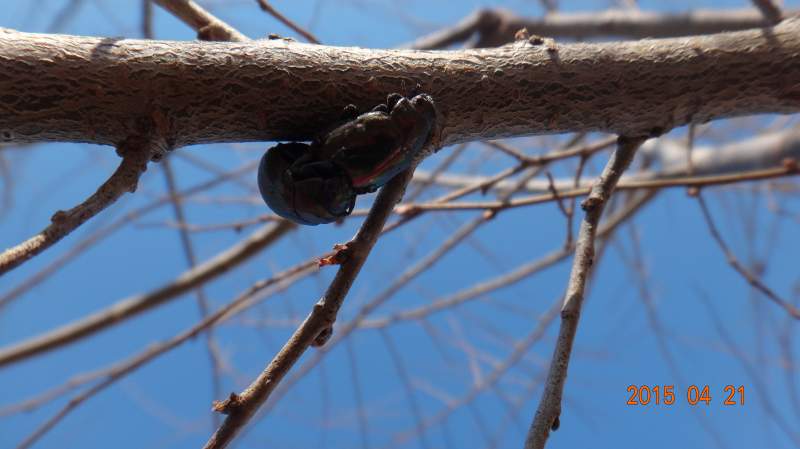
[{"left": 258, "top": 93, "right": 436, "bottom": 225}]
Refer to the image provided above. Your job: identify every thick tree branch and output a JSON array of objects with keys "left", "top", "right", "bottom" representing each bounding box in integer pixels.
[
  {"left": 525, "top": 136, "right": 646, "bottom": 449},
  {"left": 1, "top": 20, "right": 799, "bottom": 150}
]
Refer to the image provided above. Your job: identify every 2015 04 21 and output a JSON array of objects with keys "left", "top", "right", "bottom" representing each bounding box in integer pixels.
[{"left": 626, "top": 385, "right": 745, "bottom": 406}]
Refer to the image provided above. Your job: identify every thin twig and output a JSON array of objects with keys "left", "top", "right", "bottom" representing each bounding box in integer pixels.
[
  {"left": 401, "top": 163, "right": 799, "bottom": 213},
  {"left": 152, "top": 0, "right": 249, "bottom": 41},
  {"left": 485, "top": 140, "right": 530, "bottom": 162},
  {"left": 380, "top": 329, "right": 432, "bottom": 449},
  {"left": 751, "top": 0, "right": 783, "bottom": 24},
  {"left": 161, "top": 156, "right": 224, "bottom": 425},
  {"left": 545, "top": 171, "right": 570, "bottom": 225},
  {"left": 407, "top": 7, "right": 794, "bottom": 49},
  {"left": 0, "top": 221, "right": 294, "bottom": 367},
  {"left": 697, "top": 291, "right": 800, "bottom": 445},
  {"left": 389, "top": 299, "right": 561, "bottom": 448},
  {"left": 254, "top": 0, "right": 320, "bottom": 43},
  {"left": 525, "top": 135, "right": 646, "bottom": 449},
  {"left": 202, "top": 168, "right": 417, "bottom": 449},
  {"left": 0, "top": 141, "right": 154, "bottom": 276},
  {"left": 345, "top": 338, "right": 370, "bottom": 449},
  {"left": 405, "top": 143, "right": 467, "bottom": 202},
  {"left": 0, "top": 160, "right": 259, "bottom": 310},
  {"left": 259, "top": 189, "right": 658, "bottom": 439},
  {"left": 362, "top": 189, "right": 656, "bottom": 329},
  {"left": 47, "top": 0, "right": 85, "bottom": 32},
  {"left": 142, "top": 0, "right": 153, "bottom": 38},
  {"left": 696, "top": 193, "right": 800, "bottom": 319},
  {"left": 11, "top": 259, "right": 309, "bottom": 449},
  {"left": 248, "top": 140, "right": 594, "bottom": 418}
]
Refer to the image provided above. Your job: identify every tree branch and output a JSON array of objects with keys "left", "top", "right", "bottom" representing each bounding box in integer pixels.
[
  {"left": 254, "top": 0, "right": 320, "bottom": 44},
  {"left": 0, "top": 220, "right": 294, "bottom": 367},
  {"left": 11, "top": 257, "right": 310, "bottom": 449},
  {"left": 151, "top": 0, "right": 249, "bottom": 42},
  {"left": 401, "top": 163, "right": 799, "bottom": 213},
  {"left": 407, "top": 8, "right": 796, "bottom": 49},
  {"left": 524, "top": 135, "right": 646, "bottom": 449},
  {"left": 1, "top": 20, "right": 799, "bottom": 150},
  {"left": 697, "top": 192, "right": 800, "bottom": 319},
  {"left": 750, "top": 0, "right": 783, "bottom": 25},
  {"left": 0, "top": 139, "right": 154, "bottom": 276},
  {"left": 411, "top": 127, "right": 800, "bottom": 194},
  {"left": 202, "top": 168, "right": 416, "bottom": 449}
]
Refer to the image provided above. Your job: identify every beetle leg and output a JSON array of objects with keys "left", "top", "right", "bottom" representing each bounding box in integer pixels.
[
  {"left": 371, "top": 103, "right": 389, "bottom": 113},
  {"left": 341, "top": 104, "right": 359, "bottom": 120},
  {"left": 386, "top": 93, "right": 403, "bottom": 111}
]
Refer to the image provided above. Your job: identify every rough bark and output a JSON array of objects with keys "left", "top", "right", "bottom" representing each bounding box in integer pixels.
[{"left": 1, "top": 20, "right": 799, "bottom": 150}]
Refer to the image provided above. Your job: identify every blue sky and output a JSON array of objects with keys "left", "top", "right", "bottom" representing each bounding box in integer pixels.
[{"left": 1, "top": 1, "right": 799, "bottom": 449}]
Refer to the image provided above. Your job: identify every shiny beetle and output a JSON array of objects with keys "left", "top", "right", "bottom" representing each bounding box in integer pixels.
[{"left": 258, "top": 93, "right": 436, "bottom": 225}]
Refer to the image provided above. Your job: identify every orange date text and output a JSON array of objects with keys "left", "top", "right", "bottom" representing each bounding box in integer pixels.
[{"left": 626, "top": 385, "right": 744, "bottom": 406}]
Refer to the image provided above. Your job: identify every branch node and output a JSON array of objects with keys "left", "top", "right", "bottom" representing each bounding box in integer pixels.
[
  {"left": 198, "top": 25, "right": 229, "bottom": 42},
  {"left": 50, "top": 210, "right": 68, "bottom": 224},
  {"left": 311, "top": 326, "right": 333, "bottom": 347},
  {"left": 318, "top": 243, "right": 351, "bottom": 267},
  {"left": 579, "top": 196, "right": 601, "bottom": 211},
  {"left": 212, "top": 393, "right": 243, "bottom": 415}
]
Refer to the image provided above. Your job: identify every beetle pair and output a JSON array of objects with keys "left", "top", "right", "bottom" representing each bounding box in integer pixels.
[{"left": 258, "top": 93, "right": 437, "bottom": 225}]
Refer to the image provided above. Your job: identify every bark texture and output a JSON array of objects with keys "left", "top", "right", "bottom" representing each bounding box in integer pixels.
[{"left": 1, "top": 20, "right": 799, "bottom": 150}]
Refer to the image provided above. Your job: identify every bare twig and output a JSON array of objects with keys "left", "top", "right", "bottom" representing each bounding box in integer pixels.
[
  {"left": 11, "top": 259, "right": 309, "bottom": 449},
  {"left": 244, "top": 139, "right": 592, "bottom": 418},
  {"left": 0, "top": 159, "right": 259, "bottom": 310},
  {"left": 152, "top": 0, "right": 249, "bottom": 41},
  {"left": 258, "top": 189, "right": 658, "bottom": 439},
  {"left": 751, "top": 0, "right": 783, "bottom": 24},
  {"left": 0, "top": 221, "right": 294, "bottom": 367},
  {"left": 161, "top": 156, "right": 224, "bottom": 425},
  {"left": 142, "top": 0, "right": 153, "bottom": 38},
  {"left": 202, "top": 168, "right": 417, "bottom": 449},
  {"left": 697, "top": 291, "right": 800, "bottom": 445},
  {"left": 0, "top": 141, "right": 154, "bottom": 276},
  {"left": 407, "top": 7, "right": 796, "bottom": 49},
  {"left": 345, "top": 338, "right": 370, "bottom": 449},
  {"left": 0, "top": 149, "right": 11, "bottom": 217},
  {"left": 412, "top": 127, "right": 800, "bottom": 194},
  {"left": 47, "top": 0, "right": 85, "bottom": 32},
  {"left": 380, "top": 329, "right": 432, "bottom": 449},
  {"left": 401, "top": 163, "right": 800, "bottom": 213},
  {"left": 697, "top": 193, "right": 800, "bottom": 319},
  {"left": 389, "top": 299, "right": 561, "bottom": 448},
  {"left": 525, "top": 135, "right": 646, "bottom": 449},
  {"left": 545, "top": 171, "right": 571, "bottom": 227},
  {"left": 254, "top": 0, "right": 320, "bottom": 43},
  {"left": 363, "top": 189, "right": 656, "bottom": 329},
  {"left": 405, "top": 143, "right": 467, "bottom": 202}
]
